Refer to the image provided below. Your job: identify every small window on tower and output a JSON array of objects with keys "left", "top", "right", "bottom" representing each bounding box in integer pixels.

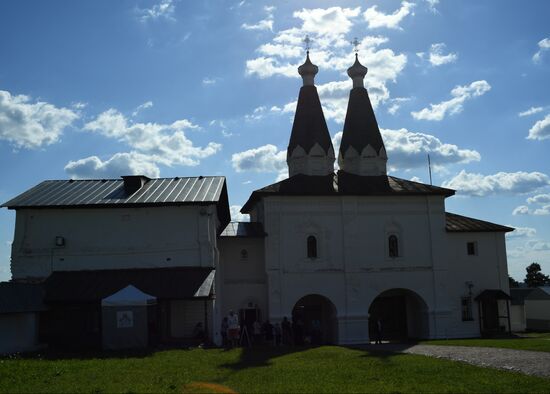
[
  {"left": 307, "top": 236, "right": 317, "bottom": 259},
  {"left": 467, "top": 242, "right": 477, "bottom": 256},
  {"left": 388, "top": 235, "right": 399, "bottom": 258}
]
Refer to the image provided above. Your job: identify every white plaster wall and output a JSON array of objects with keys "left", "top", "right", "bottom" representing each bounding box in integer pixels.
[
  {"left": 217, "top": 237, "right": 267, "bottom": 329},
  {"left": 525, "top": 300, "right": 550, "bottom": 320},
  {"left": 445, "top": 232, "right": 510, "bottom": 337},
  {"left": 0, "top": 313, "right": 39, "bottom": 354},
  {"left": 510, "top": 305, "right": 526, "bottom": 332},
  {"left": 10, "top": 205, "right": 220, "bottom": 279},
  {"left": 258, "top": 194, "right": 511, "bottom": 343}
]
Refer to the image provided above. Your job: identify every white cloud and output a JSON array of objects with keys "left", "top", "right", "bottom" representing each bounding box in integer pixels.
[
  {"left": 512, "top": 205, "right": 529, "bottom": 215},
  {"left": 231, "top": 144, "right": 286, "bottom": 173},
  {"left": 0, "top": 89, "right": 79, "bottom": 149},
  {"left": 411, "top": 80, "right": 491, "bottom": 121},
  {"left": 527, "top": 193, "right": 550, "bottom": 204},
  {"left": 137, "top": 0, "right": 175, "bottom": 22},
  {"left": 526, "top": 239, "right": 550, "bottom": 251},
  {"left": 132, "top": 101, "right": 153, "bottom": 117},
  {"left": 532, "top": 37, "right": 550, "bottom": 63},
  {"left": 72, "top": 102, "right": 87, "bottom": 110},
  {"left": 424, "top": 0, "right": 440, "bottom": 13},
  {"left": 527, "top": 114, "right": 550, "bottom": 140},
  {"left": 382, "top": 128, "right": 480, "bottom": 171},
  {"left": 533, "top": 204, "right": 550, "bottom": 216},
  {"left": 410, "top": 176, "right": 423, "bottom": 183},
  {"left": 363, "top": 1, "right": 415, "bottom": 30},
  {"left": 241, "top": 5, "right": 275, "bottom": 31},
  {"left": 417, "top": 43, "right": 458, "bottom": 66},
  {"left": 65, "top": 152, "right": 160, "bottom": 179},
  {"left": 506, "top": 226, "right": 536, "bottom": 238},
  {"left": 202, "top": 77, "right": 219, "bottom": 85},
  {"left": 518, "top": 106, "right": 544, "bottom": 117},
  {"left": 331, "top": 128, "right": 480, "bottom": 172},
  {"left": 442, "top": 170, "right": 550, "bottom": 196},
  {"left": 230, "top": 205, "right": 250, "bottom": 222},
  {"left": 83, "top": 109, "right": 221, "bottom": 167}
]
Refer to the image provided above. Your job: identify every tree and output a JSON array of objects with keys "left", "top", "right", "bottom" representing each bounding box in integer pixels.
[
  {"left": 524, "top": 262, "right": 550, "bottom": 287},
  {"left": 509, "top": 275, "right": 520, "bottom": 288}
]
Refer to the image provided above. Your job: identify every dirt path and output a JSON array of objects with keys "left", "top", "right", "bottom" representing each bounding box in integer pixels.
[{"left": 359, "top": 343, "right": 550, "bottom": 378}]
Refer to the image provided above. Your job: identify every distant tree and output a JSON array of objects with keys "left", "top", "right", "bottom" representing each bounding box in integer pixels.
[
  {"left": 524, "top": 262, "right": 550, "bottom": 287},
  {"left": 509, "top": 275, "right": 520, "bottom": 288}
]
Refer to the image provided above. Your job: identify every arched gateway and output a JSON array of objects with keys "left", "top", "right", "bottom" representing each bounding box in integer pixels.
[
  {"left": 368, "top": 289, "right": 430, "bottom": 341},
  {"left": 292, "top": 294, "right": 338, "bottom": 344}
]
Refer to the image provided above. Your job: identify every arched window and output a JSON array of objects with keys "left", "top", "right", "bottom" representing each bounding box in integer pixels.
[
  {"left": 307, "top": 235, "right": 317, "bottom": 259},
  {"left": 240, "top": 249, "right": 248, "bottom": 260},
  {"left": 388, "top": 235, "right": 399, "bottom": 258}
]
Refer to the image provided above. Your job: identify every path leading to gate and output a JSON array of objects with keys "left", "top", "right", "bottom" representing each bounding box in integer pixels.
[{"left": 358, "top": 343, "right": 550, "bottom": 378}]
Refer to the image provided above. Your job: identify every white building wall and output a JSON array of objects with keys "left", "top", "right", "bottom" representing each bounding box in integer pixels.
[
  {"left": 0, "top": 313, "right": 40, "bottom": 354},
  {"left": 258, "top": 194, "right": 511, "bottom": 344},
  {"left": 10, "top": 205, "right": 220, "bottom": 280},
  {"left": 217, "top": 237, "right": 267, "bottom": 343},
  {"left": 510, "top": 304, "right": 526, "bottom": 332}
]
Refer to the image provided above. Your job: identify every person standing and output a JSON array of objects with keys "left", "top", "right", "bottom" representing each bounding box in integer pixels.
[
  {"left": 281, "top": 316, "right": 292, "bottom": 345},
  {"left": 274, "top": 322, "right": 282, "bottom": 346},
  {"left": 375, "top": 318, "right": 383, "bottom": 345},
  {"left": 227, "top": 310, "right": 240, "bottom": 348},
  {"left": 253, "top": 319, "right": 262, "bottom": 345}
]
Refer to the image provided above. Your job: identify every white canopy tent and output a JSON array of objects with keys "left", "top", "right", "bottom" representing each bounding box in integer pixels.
[
  {"left": 101, "top": 285, "right": 157, "bottom": 350},
  {"left": 102, "top": 285, "right": 157, "bottom": 307}
]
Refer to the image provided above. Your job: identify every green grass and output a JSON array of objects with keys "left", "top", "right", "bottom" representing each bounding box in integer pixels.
[
  {"left": 420, "top": 336, "right": 550, "bottom": 353},
  {"left": 1, "top": 346, "right": 549, "bottom": 393}
]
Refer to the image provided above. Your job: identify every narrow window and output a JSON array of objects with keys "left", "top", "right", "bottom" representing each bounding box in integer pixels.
[
  {"left": 240, "top": 249, "right": 248, "bottom": 260},
  {"left": 461, "top": 297, "right": 473, "bottom": 321},
  {"left": 467, "top": 242, "right": 477, "bottom": 256},
  {"left": 307, "top": 236, "right": 317, "bottom": 258},
  {"left": 388, "top": 235, "right": 399, "bottom": 258}
]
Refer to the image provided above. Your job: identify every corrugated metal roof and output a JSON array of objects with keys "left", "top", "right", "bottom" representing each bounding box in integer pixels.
[
  {"left": 445, "top": 212, "right": 514, "bottom": 233},
  {"left": 2, "top": 176, "right": 226, "bottom": 208},
  {"left": 220, "top": 222, "right": 266, "bottom": 238}
]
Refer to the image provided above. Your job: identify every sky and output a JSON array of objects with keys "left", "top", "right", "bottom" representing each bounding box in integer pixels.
[{"left": 0, "top": 0, "right": 549, "bottom": 282}]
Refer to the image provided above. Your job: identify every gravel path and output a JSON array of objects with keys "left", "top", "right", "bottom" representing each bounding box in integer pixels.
[{"left": 359, "top": 344, "right": 550, "bottom": 378}]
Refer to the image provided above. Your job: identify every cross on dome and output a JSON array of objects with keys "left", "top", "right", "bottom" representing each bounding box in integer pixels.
[
  {"left": 351, "top": 37, "right": 360, "bottom": 54},
  {"left": 303, "top": 35, "right": 312, "bottom": 52}
]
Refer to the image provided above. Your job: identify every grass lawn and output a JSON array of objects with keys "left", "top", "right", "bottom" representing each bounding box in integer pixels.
[
  {"left": 1, "top": 346, "right": 549, "bottom": 393},
  {"left": 420, "top": 334, "right": 550, "bottom": 353}
]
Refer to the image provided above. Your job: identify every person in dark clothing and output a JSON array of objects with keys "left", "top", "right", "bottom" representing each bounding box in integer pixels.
[
  {"left": 375, "top": 318, "right": 382, "bottom": 345},
  {"left": 281, "top": 316, "right": 292, "bottom": 345},
  {"left": 221, "top": 317, "right": 228, "bottom": 348},
  {"left": 293, "top": 318, "right": 304, "bottom": 346},
  {"left": 263, "top": 320, "right": 274, "bottom": 343}
]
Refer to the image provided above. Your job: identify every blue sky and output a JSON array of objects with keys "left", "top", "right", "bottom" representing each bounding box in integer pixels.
[{"left": 1, "top": 0, "right": 549, "bottom": 282}]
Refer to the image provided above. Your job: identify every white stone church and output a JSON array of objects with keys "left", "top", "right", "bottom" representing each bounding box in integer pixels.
[{"left": 0, "top": 53, "right": 514, "bottom": 352}]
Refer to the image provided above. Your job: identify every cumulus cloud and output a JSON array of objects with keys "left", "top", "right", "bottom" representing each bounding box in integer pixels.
[
  {"left": 527, "top": 114, "right": 550, "bottom": 140},
  {"left": 518, "top": 106, "right": 544, "bottom": 117},
  {"left": 411, "top": 80, "right": 491, "bottom": 121},
  {"left": 231, "top": 144, "right": 286, "bottom": 173},
  {"left": 526, "top": 239, "right": 550, "bottom": 251},
  {"left": 506, "top": 226, "right": 536, "bottom": 238},
  {"left": 417, "top": 43, "right": 458, "bottom": 66},
  {"left": 424, "top": 0, "right": 440, "bottom": 13},
  {"left": 442, "top": 170, "right": 550, "bottom": 196},
  {"left": 83, "top": 109, "right": 221, "bottom": 167},
  {"left": 527, "top": 193, "right": 550, "bottom": 204},
  {"left": 230, "top": 205, "right": 250, "bottom": 222},
  {"left": 512, "top": 205, "right": 529, "bottom": 215},
  {"left": 65, "top": 152, "right": 160, "bottom": 179},
  {"left": 363, "top": 1, "right": 415, "bottom": 30},
  {"left": 532, "top": 37, "right": 550, "bottom": 63},
  {"left": 241, "top": 5, "right": 275, "bottom": 31},
  {"left": 0, "top": 89, "right": 79, "bottom": 149},
  {"left": 533, "top": 204, "right": 550, "bottom": 216},
  {"left": 330, "top": 128, "right": 480, "bottom": 172},
  {"left": 387, "top": 97, "right": 412, "bottom": 115}
]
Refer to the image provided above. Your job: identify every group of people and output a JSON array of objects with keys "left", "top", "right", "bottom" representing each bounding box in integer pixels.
[{"left": 220, "top": 311, "right": 326, "bottom": 348}]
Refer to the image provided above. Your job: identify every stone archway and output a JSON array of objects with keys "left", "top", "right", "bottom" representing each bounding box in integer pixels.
[
  {"left": 368, "top": 288, "right": 429, "bottom": 341},
  {"left": 292, "top": 294, "right": 338, "bottom": 345}
]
